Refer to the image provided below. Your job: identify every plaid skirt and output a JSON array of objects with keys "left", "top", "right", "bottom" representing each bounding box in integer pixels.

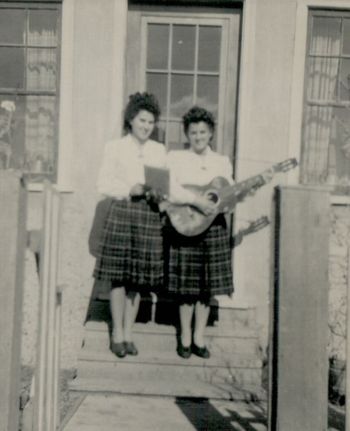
[
  {"left": 165, "top": 215, "right": 234, "bottom": 298},
  {"left": 93, "top": 199, "right": 164, "bottom": 290}
]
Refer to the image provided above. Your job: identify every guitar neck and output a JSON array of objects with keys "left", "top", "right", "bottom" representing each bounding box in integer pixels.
[
  {"left": 221, "top": 173, "right": 266, "bottom": 204},
  {"left": 220, "top": 158, "right": 297, "bottom": 205}
]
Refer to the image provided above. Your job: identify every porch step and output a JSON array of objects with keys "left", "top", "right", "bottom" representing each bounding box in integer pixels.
[
  {"left": 83, "top": 321, "right": 259, "bottom": 358},
  {"left": 70, "top": 360, "right": 264, "bottom": 401},
  {"left": 73, "top": 300, "right": 264, "bottom": 400},
  {"left": 87, "top": 297, "right": 257, "bottom": 330}
]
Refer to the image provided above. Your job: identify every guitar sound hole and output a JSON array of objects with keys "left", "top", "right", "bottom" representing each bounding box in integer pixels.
[{"left": 206, "top": 192, "right": 219, "bottom": 204}]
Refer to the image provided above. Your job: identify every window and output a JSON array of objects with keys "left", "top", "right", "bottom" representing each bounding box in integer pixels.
[
  {"left": 301, "top": 9, "right": 350, "bottom": 195},
  {"left": 143, "top": 18, "right": 226, "bottom": 151},
  {"left": 0, "top": 3, "right": 61, "bottom": 182}
]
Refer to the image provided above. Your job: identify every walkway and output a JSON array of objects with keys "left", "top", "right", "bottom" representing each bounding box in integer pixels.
[{"left": 62, "top": 393, "right": 268, "bottom": 431}]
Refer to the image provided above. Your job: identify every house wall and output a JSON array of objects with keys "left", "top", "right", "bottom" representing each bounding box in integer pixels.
[
  {"left": 234, "top": 0, "right": 297, "bottom": 348},
  {"left": 21, "top": 0, "right": 346, "bottom": 371},
  {"left": 25, "top": 0, "right": 127, "bottom": 369}
]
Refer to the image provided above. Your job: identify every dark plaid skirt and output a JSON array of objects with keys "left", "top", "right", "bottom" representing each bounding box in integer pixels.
[
  {"left": 165, "top": 215, "right": 234, "bottom": 298},
  {"left": 93, "top": 198, "right": 164, "bottom": 290}
]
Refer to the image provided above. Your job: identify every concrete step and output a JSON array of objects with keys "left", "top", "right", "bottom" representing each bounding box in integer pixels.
[
  {"left": 70, "top": 360, "right": 264, "bottom": 400},
  {"left": 87, "top": 299, "right": 257, "bottom": 331},
  {"left": 77, "top": 300, "right": 263, "bottom": 400},
  {"left": 82, "top": 322, "right": 260, "bottom": 358},
  {"left": 79, "top": 344, "right": 262, "bottom": 369}
]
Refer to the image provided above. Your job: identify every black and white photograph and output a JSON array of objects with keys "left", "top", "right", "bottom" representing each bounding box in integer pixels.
[{"left": 1, "top": 0, "right": 350, "bottom": 430}]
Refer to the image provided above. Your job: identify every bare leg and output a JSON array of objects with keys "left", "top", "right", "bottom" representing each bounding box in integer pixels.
[
  {"left": 110, "top": 286, "right": 126, "bottom": 343},
  {"left": 179, "top": 303, "right": 194, "bottom": 347},
  {"left": 193, "top": 301, "right": 210, "bottom": 347},
  {"left": 124, "top": 291, "right": 141, "bottom": 342}
]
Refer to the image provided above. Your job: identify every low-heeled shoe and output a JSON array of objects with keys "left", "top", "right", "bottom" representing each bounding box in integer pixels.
[
  {"left": 191, "top": 343, "right": 210, "bottom": 359},
  {"left": 177, "top": 342, "right": 191, "bottom": 359},
  {"left": 110, "top": 340, "right": 126, "bottom": 358},
  {"left": 124, "top": 341, "right": 138, "bottom": 356}
]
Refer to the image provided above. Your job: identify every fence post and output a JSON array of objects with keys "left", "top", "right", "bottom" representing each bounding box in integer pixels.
[
  {"left": 33, "top": 181, "right": 61, "bottom": 431},
  {"left": 269, "top": 185, "right": 330, "bottom": 431},
  {"left": 346, "top": 245, "right": 350, "bottom": 431},
  {"left": 0, "top": 171, "right": 27, "bottom": 431}
]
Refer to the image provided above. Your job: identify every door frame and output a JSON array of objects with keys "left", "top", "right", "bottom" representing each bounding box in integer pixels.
[{"left": 126, "top": 4, "right": 242, "bottom": 160}]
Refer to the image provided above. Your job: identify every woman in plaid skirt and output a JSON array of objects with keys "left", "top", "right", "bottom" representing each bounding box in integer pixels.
[
  {"left": 93, "top": 92, "right": 168, "bottom": 358},
  {"left": 165, "top": 106, "right": 234, "bottom": 359}
]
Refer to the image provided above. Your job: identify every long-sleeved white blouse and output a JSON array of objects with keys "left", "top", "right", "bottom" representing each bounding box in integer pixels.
[
  {"left": 97, "top": 134, "right": 195, "bottom": 203},
  {"left": 166, "top": 148, "right": 234, "bottom": 187},
  {"left": 97, "top": 134, "right": 167, "bottom": 199}
]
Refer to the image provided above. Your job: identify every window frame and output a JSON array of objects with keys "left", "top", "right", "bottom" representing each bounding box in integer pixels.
[
  {"left": 0, "top": 1, "right": 62, "bottom": 184},
  {"left": 140, "top": 15, "right": 229, "bottom": 153},
  {"left": 288, "top": 0, "right": 350, "bottom": 205},
  {"left": 126, "top": 6, "right": 242, "bottom": 162}
]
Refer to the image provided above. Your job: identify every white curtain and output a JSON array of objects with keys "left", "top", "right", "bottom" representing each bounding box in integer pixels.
[
  {"left": 24, "top": 22, "right": 57, "bottom": 175},
  {"left": 301, "top": 17, "right": 341, "bottom": 184}
]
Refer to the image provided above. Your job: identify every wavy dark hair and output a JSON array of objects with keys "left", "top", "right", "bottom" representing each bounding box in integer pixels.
[
  {"left": 182, "top": 106, "right": 216, "bottom": 136},
  {"left": 123, "top": 92, "right": 161, "bottom": 133}
]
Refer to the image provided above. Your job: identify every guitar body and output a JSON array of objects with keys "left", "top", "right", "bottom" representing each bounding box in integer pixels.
[
  {"left": 160, "top": 157, "right": 297, "bottom": 237},
  {"left": 162, "top": 177, "right": 231, "bottom": 237}
]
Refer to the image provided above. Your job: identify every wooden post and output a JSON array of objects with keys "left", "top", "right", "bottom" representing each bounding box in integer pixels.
[
  {"left": 269, "top": 185, "right": 330, "bottom": 431},
  {"left": 0, "top": 171, "right": 27, "bottom": 431},
  {"left": 33, "top": 181, "right": 61, "bottom": 431},
  {"left": 346, "top": 246, "right": 350, "bottom": 431}
]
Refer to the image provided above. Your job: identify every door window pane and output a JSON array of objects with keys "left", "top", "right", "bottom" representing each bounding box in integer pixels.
[
  {"left": 343, "top": 19, "right": 350, "bottom": 55},
  {"left": 172, "top": 25, "right": 195, "bottom": 71},
  {"left": 167, "top": 120, "right": 185, "bottom": 151},
  {"left": 26, "top": 48, "right": 57, "bottom": 91},
  {"left": 310, "top": 17, "right": 341, "bottom": 55},
  {"left": 0, "top": 48, "right": 25, "bottom": 88},
  {"left": 198, "top": 26, "right": 221, "bottom": 72},
  {"left": 339, "top": 58, "right": 350, "bottom": 101},
  {"left": 151, "top": 119, "right": 166, "bottom": 144},
  {"left": 170, "top": 74, "right": 193, "bottom": 117},
  {"left": 306, "top": 57, "right": 339, "bottom": 101},
  {"left": 28, "top": 9, "right": 58, "bottom": 47},
  {"left": 197, "top": 75, "right": 219, "bottom": 116},
  {"left": 24, "top": 95, "right": 56, "bottom": 178},
  {"left": 0, "top": 9, "right": 25, "bottom": 44},
  {"left": 146, "top": 72, "right": 168, "bottom": 115},
  {"left": 147, "top": 24, "right": 169, "bottom": 70}
]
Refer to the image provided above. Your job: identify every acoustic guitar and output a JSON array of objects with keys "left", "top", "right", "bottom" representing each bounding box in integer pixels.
[
  {"left": 160, "top": 158, "right": 297, "bottom": 237},
  {"left": 231, "top": 215, "right": 270, "bottom": 248}
]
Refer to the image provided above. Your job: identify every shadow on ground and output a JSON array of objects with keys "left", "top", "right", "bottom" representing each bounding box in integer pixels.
[
  {"left": 175, "top": 397, "right": 267, "bottom": 431},
  {"left": 328, "top": 403, "right": 345, "bottom": 430}
]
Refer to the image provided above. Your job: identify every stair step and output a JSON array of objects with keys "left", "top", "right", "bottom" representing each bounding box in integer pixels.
[
  {"left": 87, "top": 299, "right": 257, "bottom": 330},
  {"left": 79, "top": 346, "right": 262, "bottom": 369},
  {"left": 82, "top": 323, "right": 259, "bottom": 358},
  {"left": 70, "top": 360, "right": 264, "bottom": 400},
  {"left": 85, "top": 320, "right": 258, "bottom": 338}
]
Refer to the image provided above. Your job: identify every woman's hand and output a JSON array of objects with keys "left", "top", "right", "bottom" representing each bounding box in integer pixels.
[
  {"left": 192, "top": 195, "right": 217, "bottom": 216},
  {"left": 129, "top": 183, "right": 145, "bottom": 197}
]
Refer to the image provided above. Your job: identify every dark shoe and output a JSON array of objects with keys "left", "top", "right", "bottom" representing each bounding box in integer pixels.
[
  {"left": 124, "top": 341, "right": 138, "bottom": 356},
  {"left": 191, "top": 343, "right": 210, "bottom": 359},
  {"left": 177, "top": 341, "right": 191, "bottom": 359},
  {"left": 110, "top": 340, "right": 126, "bottom": 358}
]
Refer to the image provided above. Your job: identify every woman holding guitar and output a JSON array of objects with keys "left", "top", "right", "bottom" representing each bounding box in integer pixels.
[
  {"left": 93, "top": 92, "right": 167, "bottom": 358},
  {"left": 165, "top": 106, "right": 234, "bottom": 359}
]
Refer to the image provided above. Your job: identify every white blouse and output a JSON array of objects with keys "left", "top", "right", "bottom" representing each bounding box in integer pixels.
[
  {"left": 97, "top": 136, "right": 233, "bottom": 203},
  {"left": 167, "top": 148, "right": 234, "bottom": 187},
  {"left": 97, "top": 134, "right": 167, "bottom": 199}
]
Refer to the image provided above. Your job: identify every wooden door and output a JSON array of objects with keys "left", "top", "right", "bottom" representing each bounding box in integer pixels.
[{"left": 126, "top": 3, "right": 242, "bottom": 161}]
